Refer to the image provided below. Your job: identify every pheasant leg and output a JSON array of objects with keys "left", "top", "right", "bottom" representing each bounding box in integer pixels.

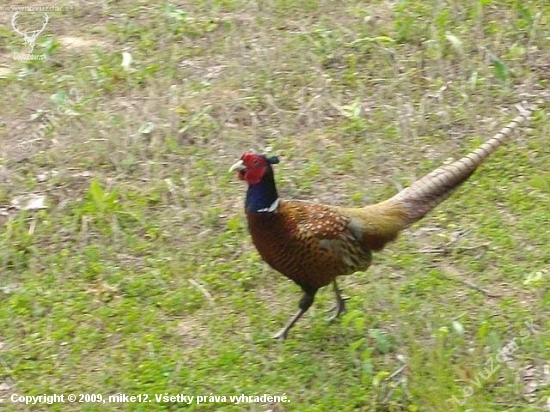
[
  {"left": 273, "top": 290, "right": 315, "bottom": 340},
  {"left": 326, "top": 280, "right": 348, "bottom": 321}
]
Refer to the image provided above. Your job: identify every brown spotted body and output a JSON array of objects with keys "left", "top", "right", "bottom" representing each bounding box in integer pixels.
[
  {"left": 247, "top": 201, "right": 373, "bottom": 290},
  {"left": 230, "top": 106, "right": 535, "bottom": 340}
]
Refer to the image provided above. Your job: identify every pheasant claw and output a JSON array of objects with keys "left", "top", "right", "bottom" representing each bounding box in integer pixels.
[
  {"left": 272, "top": 328, "right": 288, "bottom": 341},
  {"left": 326, "top": 296, "right": 349, "bottom": 322},
  {"left": 326, "top": 280, "right": 349, "bottom": 321}
]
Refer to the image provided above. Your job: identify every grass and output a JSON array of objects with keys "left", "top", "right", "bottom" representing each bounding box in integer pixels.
[{"left": 0, "top": 0, "right": 549, "bottom": 410}]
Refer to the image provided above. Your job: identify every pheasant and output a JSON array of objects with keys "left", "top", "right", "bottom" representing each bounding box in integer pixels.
[{"left": 229, "top": 106, "right": 535, "bottom": 340}]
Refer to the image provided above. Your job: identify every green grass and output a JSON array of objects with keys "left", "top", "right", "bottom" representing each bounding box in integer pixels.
[{"left": 1, "top": 0, "right": 549, "bottom": 411}]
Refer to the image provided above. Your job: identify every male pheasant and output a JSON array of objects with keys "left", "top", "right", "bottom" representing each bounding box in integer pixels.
[{"left": 230, "top": 106, "right": 534, "bottom": 340}]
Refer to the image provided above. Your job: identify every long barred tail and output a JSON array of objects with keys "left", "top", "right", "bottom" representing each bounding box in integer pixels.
[{"left": 388, "top": 104, "right": 536, "bottom": 226}]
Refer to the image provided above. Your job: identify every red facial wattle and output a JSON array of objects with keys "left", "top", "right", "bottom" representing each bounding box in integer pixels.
[
  {"left": 231, "top": 154, "right": 269, "bottom": 185},
  {"left": 230, "top": 153, "right": 280, "bottom": 186}
]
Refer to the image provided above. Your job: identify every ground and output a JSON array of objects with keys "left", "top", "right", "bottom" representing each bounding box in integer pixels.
[{"left": 0, "top": 1, "right": 549, "bottom": 411}]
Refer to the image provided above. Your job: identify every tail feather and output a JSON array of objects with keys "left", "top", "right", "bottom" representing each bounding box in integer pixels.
[{"left": 387, "top": 105, "right": 535, "bottom": 226}]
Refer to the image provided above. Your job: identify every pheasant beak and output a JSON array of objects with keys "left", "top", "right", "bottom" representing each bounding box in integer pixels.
[{"left": 229, "top": 159, "right": 246, "bottom": 173}]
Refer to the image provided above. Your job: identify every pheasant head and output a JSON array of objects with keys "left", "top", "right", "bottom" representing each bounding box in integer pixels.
[{"left": 230, "top": 153, "right": 280, "bottom": 213}]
